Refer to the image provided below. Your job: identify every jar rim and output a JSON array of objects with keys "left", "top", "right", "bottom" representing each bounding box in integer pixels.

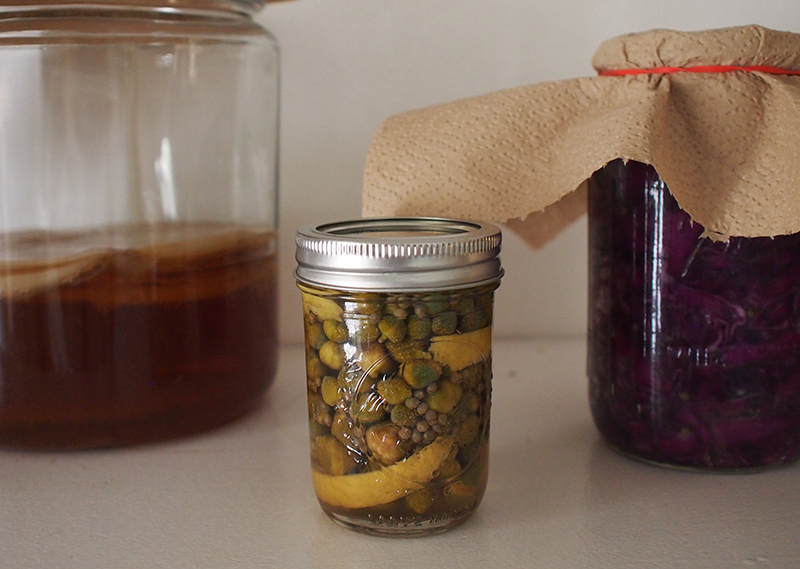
[
  {"left": 0, "top": 1, "right": 267, "bottom": 17},
  {"left": 295, "top": 217, "right": 504, "bottom": 292}
]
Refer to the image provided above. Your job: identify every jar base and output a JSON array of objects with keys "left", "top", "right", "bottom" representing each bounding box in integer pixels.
[
  {"left": 600, "top": 438, "right": 800, "bottom": 474},
  {"left": 0, "top": 391, "right": 269, "bottom": 451},
  {"left": 322, "top": 508, "right": 473, "bottom": 537}
]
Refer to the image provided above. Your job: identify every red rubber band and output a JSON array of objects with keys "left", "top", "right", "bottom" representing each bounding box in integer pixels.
[{"left": 598, "top": 64, "right": 800, "bottom": 76}]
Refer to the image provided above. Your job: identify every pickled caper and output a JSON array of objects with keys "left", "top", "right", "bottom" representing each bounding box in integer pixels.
[
  {"left": 431, "top": 311, "right": 458, "bottom": 335},
  {"left": 323, "top": 320, "right": 348, "bottom": 343},
  {"left": 407, "top": 314, "right": 432, "bottom": 340},
  {"left": 306, "top": 320, "right": 327, "bottom": 350},
  {"left": 452, "top": 297, "right": 475, "bottom": 314},
  {"left": 436, "top": 455, "right": 462, "bottom": 480},
  {"left": 378, "top": 315, "right": 408, "bottom": 344},
  {"left": 426, "top": 381, "right": 463, "bottom": 415},
  {"left": 356, "top": 343, "right": 394, "bottom": 378},
  {"left": 390, "top": 404, "right": 418, "bottom": 427},
  {"left": 310, "top": 393, "right": 332, "bottom": 427},
  {"left": 366, "top": 423, "right": 407, "bottom": 465},
  {"left": 321, "top": 375, "right": 347, "bottom": 407},
  {"left": 306, "top": 352, "right": 329, "bottom": 382},
  {"left": 339, "top": 366, "right": 374, "bottom": 395},
  {"left": 455, "top": 414, "right": 481, "bottom": 446},
  {"left": 376, "top": 376, "right": 412, "bottom": 406},
  {"left": 351, "top": 392, "right": 387, "bottom": 423},
  {"left": 459, "top": 362, "right": 484, "bottom": 389},
  {"left": 405, "top": 488, "right": 434, "bottom": 514},
  {"left": 331, "top": 410, "right": 360, "bottom": 449},
  {"left": 424, "top": 299, "right": 451, "bottom": 315},
  {"left": 347, "top": 319, "right": 381, "bottom": 344},
  {"left": 319, "top": 341, "right": 345, "bottom": 370},
  {"left": 459, "top": 309, "right": 488, "bottom": 333},
  {"left": 343, "top": 293, "right": 383, "bottom": 316},
  {"left": 402, "top": 359, "right": 443, "bottom": 389}
]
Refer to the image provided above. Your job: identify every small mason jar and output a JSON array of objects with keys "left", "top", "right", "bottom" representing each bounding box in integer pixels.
[
  {"left": 588, "top": 159, "right": 800, "bottom": 470},
  {"left": 0, "top": 1, "right": 280, "bottom": 449},
  {"left": 295, "top": 218, "right": 503, "bottom": 536}
]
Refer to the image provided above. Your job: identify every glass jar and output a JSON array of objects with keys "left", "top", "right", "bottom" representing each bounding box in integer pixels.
[
  {"left": 588, "top": 159, "right": 800, "bottom": 470},
  {"left": 295, "top": 218, "right": 503, "bottom": 536},
  {"left": 0, "top": 1, "right": 280, "bottom": 449}
]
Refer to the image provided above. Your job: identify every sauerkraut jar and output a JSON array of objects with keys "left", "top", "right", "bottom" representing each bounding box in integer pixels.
[
  {"left": 588, "top": 160, "right": 800, "bottom": 471},
  {"left": 295, "top": 218, "right": 503, "bottom": 536}
]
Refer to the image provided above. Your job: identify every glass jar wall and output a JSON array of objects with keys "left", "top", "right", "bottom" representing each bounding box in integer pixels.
[
  {"left": 0, "top": 1, "right": 280, "bottom": 449},
  {"left": 300, "top": 282, "right": 496, "bottom": 535},
  {"left": 588, "top": 159, "right": 800, "bottom": 470},
  {"left": 295, "top": 218, "right": 503, "bottom": 536}
]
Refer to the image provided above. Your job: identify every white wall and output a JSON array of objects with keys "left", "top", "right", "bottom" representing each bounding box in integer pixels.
[{"left": 257, "top": 0, "right": 800, "bottom": 345}]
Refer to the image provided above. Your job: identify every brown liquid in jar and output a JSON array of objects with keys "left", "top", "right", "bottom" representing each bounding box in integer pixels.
[{"left": 0, "top": 223, "right": 278, "bottom": 449}]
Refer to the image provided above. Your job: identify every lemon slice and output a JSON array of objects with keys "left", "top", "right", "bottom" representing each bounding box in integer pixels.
[
  {"left": 312, "top": 436, "right": 454, "bottom": 509},
  {"left": 302, "top": 292, "right": 343, "bottom": 322},
  {"left": 429, "top": 326, "right": 492, "bottom": 371}
]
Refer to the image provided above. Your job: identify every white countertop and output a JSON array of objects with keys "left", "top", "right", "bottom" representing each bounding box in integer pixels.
[{"left": 2, "top": 338, "right": 798, "bottom": 569}]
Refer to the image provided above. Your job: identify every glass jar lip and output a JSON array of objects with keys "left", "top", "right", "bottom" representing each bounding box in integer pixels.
[
  {"left": 0, "top": 1, "right": 267, "bottom": 17},
  {"left": 295, "top": 217, "right": 504, "bottom": 292}
]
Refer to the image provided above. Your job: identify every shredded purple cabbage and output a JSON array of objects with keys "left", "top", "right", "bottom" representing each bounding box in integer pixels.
[{"left": 588, "top": 160, "right": 800, "bottom": 469}]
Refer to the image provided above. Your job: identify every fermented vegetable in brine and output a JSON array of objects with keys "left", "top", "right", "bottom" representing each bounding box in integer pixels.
[
  {"left": 301, "top": 284, "right": 494, "bottom": 534},
  {"left": 588, "top": 160, "right": 800, "bottom": 469},
  {"left": 0, "top": 223, "right": 279, "bottom": 449}
]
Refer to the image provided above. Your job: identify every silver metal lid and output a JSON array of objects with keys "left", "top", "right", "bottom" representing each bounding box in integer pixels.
[{"left": 295, "top": 217, "right": 503, "bottom": 292}]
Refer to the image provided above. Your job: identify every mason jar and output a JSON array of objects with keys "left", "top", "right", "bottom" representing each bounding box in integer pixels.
[
  {"left": 0, "top": 1, "right": 280, "bottom": 449},
  {"left": 295, "top": 218, "right": 503, "bottom": 536},
  {"left": 588, "top": 159, "right": 800, "bottom": 470}
]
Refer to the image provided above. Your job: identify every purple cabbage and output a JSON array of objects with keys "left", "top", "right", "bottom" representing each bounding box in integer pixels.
[{"left": 588, "top": 160, "right": 800, "bottom": 470}]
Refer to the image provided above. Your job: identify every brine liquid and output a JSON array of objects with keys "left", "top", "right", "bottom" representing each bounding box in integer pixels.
[
  {"left": 300, "top": 285, "right": 495, "bottom": 536},
  {"left": 0, "top": 223, "right": 278, "bottom": 449}
]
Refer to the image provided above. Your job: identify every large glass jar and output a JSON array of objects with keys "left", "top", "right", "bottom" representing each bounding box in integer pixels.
[
  {"left": 0, "top": 1, "right": 280, "bottom": 449},
  {"left": 295, "top": 218, "right": 503, "bottom": 536},
  {"left": 588, "top": 159, "right": 800, "bottom": 470}
]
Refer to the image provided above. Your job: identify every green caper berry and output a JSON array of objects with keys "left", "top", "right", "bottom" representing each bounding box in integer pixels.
[
  {"left": 458, "top": 309, "right": 488, "bottom": 333},
  {"left": 455, "top": 414, "right": 481, "bottom": 446},
  {"left": 378, "top": 315, "right": 408, "bottom": 344},
  {"left": 347, "top": 319, "right": 381, "bottom": 343},
  {"left": 318, "top": 341, "right": 345, "bottom": 370},
  {"left": 306, "top": 353, "right": 328, "bottom": 382},
  {"left": 321, "top": 375, "right": 346, "bottom": 407},
  {"left": 424, "top": 300, "right": 451, "bottom": 314},
  {"left": 407, "top": 315, "right": 432, "bottom": 340},
  {"left": 331, "top": 410, "right": 359, "bottom": 449},
  {"left": 425, "top": 380, "right": 462, "bottom": 414},
  {"left": 343, "top": 294, "right": 382, "bottom": 315},
  {"left": 309, "top": 393, "right": 331, "bottom": 425},
  {"left": 306, "top": 321, "right": 327, "bottom": 350},
  {"left": 405, "top": 488, "right": 434, "bottom": 514},
  {"left": 323, "top": 320, "right": 348, "bottom": 343},
  {"left": 431, "top": 311, "right": 458, "bottom": 335},
  {"left": 402, "top": 359, "right": 443, "bottom": 389},
  {"left": 452, "top": 297, "right": 475, "bottom": 314},
  {"left": 376, "top": 376, "right": 412, "bottom": 406},
  {"left": 459, "top": 363, "right": 483, "bottom": 388},
  {"left": 351, "top": 392, "right": 387, "bottom": 423},
  {"left": 390, "top": 404, "right": 419, "bottom": 427}
]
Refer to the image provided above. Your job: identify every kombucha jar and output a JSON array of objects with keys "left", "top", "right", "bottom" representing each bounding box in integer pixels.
[
  {"left": 0, "top": 1, "right": 280, "bottom": 448},
  {"left": 295, "top": 218, "right": 503, "bottom": 536}
]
